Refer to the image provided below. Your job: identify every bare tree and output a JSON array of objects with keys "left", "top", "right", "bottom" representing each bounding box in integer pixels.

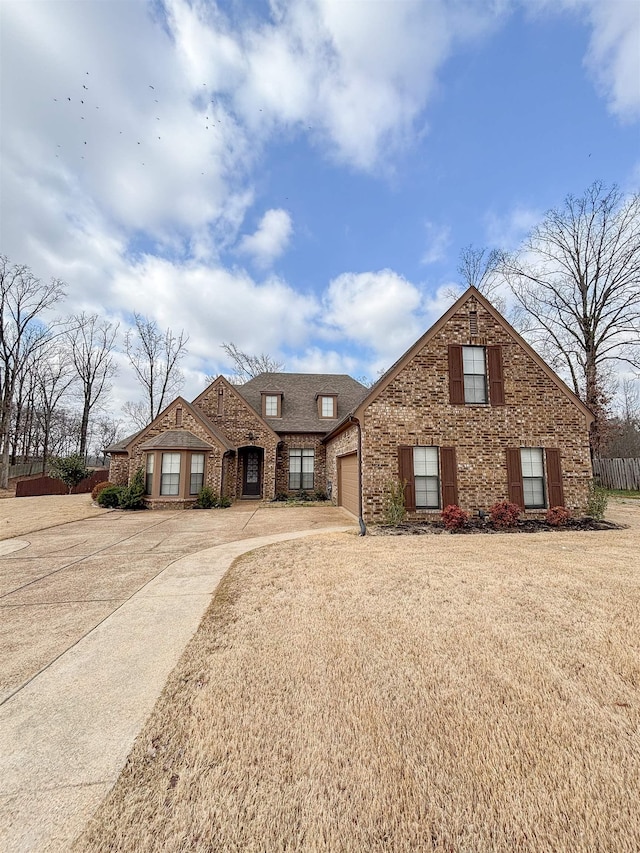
[
  {"left": 121, "top": 400, "right": 149, "bottom": 431},
  {"left": 67, "top": 312, "right": 118, "bottom": 458},
  {"left": 605, "top": 378, "right": 640, "bottom": 458},
  {"left": 34, "top": 342, "right": 76, "bottom": 473},
  {"left": 9, "top": 352, "right": 38, "bottom": 464},
  {"left": 499, "top": 182, "right": 640, "bottom": 453},
  {"left": 124, "top": 313, "right": 188, "bottom": 425},
  {"left": 0, "top": 257, "right": 65, "bottom": 488},
  {"left": 456, "top": 245, "right": 507, "bottom": 313},
  {"left": 91, "top": 416, "right": 122, "bottom": 465},
  {"left": 220, "top": 342, "right": 284, "bottom": 383}
]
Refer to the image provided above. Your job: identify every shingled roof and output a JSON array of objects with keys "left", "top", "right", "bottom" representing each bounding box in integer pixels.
[
  {"left": 237, "top": 373, "right": 368, "bottom": 433},
  {"left": 105, "top": 430, "right": 140, "bottom": 454},
  {"left": 138, "top": 430, "right": 214, "bottom": 450}
]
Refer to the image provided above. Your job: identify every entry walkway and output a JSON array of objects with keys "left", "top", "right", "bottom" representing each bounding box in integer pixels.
[{"left": 0, "top": 505, "right": 354, "bottom": 851}]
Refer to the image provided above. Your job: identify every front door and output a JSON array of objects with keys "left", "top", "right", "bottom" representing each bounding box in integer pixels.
[{"left": 242, "top": 448, "right": 262, "bottom": 497}]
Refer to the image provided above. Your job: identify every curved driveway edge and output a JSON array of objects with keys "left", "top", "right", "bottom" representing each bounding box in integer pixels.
[{"left": 0, "top": 524, "right": 353, "bottom": 853}]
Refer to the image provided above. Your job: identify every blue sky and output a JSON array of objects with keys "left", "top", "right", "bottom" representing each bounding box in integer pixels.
[{"left": 1, "top": 0, "right": 638, "bottom": 422}]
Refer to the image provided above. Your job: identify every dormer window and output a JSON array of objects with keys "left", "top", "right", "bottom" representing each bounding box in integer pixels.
[
  {"left": 262, "top": 392, "right": 282, "bottom": 418},
  {"left": 317, "top": 394, "right": 337, "bottom": 418}
]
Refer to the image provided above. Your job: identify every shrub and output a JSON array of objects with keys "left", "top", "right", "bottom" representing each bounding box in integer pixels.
[
  {"left": 489, "top": 500, "right": 521, "bottom": 529},
  {"left": 92, "top": 480, "right": 113, "bottom": 501},
  {"left": 195, "top": 486, "right": 219, "bottom": 509},
  {"left": 218, "top": 495, "right": 232, "bottom": 508},
  {"left": 383, "top": 480, "right": 406, "bottom": 525},
  {"left": 546, "top": 505, "right": 571, "bottom": 527},
  {"left": 441, "top": 504, "right": 470, "bottom": 531},
  {"left": 587, "top": 481, "right": 608, "bottom": 520},
  {"left": 96, "top": 485, "right": 124, "bottom": 508},
  {"left": 49, "top": 454, "right": 89, "bottom": 493},
  {"left": 314, "top": 489, "right": 329, "bottom": 501},
  {"left": 273, "top": 492, "right": 288, "bottom": 502},
  {"left": 298, "top": 490, "right": 312, "bottom": 501},
  {"left": 119, "top": 467, "right": 146, "bottom": 510}
]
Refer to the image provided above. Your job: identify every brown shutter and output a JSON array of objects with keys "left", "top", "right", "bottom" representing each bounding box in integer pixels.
[
  {"left": 487, "top": 345, "right": 505, "bottom": 406},
  {"left": 398, "top": 446, "right": 416, "bottom": 512},
  {"left": 448, "top": 345, "right": 464, "bottom": 405},
  {"left": 506, "top": 448, "right": 524, "bottom": 508},
  {"left": 440, "top": 447, "right": 458, "bottom": 507},
  {"left": 545, "top": 448, "right": 564, "bottom": 507}
]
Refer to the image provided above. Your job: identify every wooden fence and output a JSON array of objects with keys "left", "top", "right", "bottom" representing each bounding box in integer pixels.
[
  {"left": 593, "top": 458, "right": 640, "bottom": 491},
  {"left": 8, "top": 461, "right": 45, "bottom": 479},
  {"left": 15, "top": 469, "right": 109, "bottom": 498}
]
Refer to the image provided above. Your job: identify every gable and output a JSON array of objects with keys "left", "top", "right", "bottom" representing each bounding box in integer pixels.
[
  {"left": 192, "top": 376, "right": 280, "bottom": 445},
  {"left": 123, "top": 396, "right": 233, "bottom": 454},
  {"left": 353, "top": 287, "right": 592, "bottom": 425}
]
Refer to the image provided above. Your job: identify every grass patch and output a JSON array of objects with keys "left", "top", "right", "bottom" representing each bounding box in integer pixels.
[
  {"left": 76, "top": 528, "right": 640, "bottom": 853},
  {"left": 606, "top": 488, "right": 640, "bottom": 499}
]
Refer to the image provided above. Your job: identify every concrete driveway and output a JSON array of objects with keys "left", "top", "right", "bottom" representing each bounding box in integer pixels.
[{"left": 0, "top": 503, "right": 355, "bottom": 852}]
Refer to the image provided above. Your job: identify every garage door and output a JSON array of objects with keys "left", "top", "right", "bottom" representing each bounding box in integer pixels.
[{"left": 338, "top": 453, "right": 359, "bottom": 517}]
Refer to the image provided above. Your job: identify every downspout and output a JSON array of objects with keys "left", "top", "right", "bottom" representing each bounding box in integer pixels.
[{"left": 351, "top": 415, "right": 367, "bottom": 536}]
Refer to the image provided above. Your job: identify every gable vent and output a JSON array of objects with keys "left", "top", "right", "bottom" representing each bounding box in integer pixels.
[{"left": 469, "top": 310, "right": 478, "bottom": 337}]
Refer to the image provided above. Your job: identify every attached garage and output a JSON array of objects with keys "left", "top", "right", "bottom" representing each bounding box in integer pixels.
[{"left": 338, "top": 452, "right": 359, "bottom": 517}]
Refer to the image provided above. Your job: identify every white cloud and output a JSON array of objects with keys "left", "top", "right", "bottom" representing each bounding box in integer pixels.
[
  {"left": 421, "top": 221, "right": 451, "bottom": 265},
  {"left": 237, "top": 209, "right": 293, "bottom": 267},
  {"left": 159, "top": 0, "right": 507, "bottom": 171},
  {"left": 322, "top": 270, "right": 424, "bottom": 370},
  {"left": 287, "top": 347, "right": 361, "bottom": 377},
  {"left": 485, "top": 204, "right": 542, "bottom": 250},
  {"left": 528, "top": 0, "right": 640, "bottom": 121},
  {"left": 584, "top": 0, "right": 640, "bottom": 121}
]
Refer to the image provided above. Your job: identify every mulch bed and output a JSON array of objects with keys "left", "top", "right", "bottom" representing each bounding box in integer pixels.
[{"left": 371, "top": 517, "right": 624, "bottom": 535}]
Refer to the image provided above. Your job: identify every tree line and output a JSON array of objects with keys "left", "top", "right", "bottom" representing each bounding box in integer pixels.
[{"left": 0, "top": 258, "right": 189, "bottom": 489}]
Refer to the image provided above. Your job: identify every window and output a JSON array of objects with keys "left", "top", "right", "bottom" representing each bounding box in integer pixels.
[
  {"left": 265, "top": 395, "right": 278, "bottom": 416},
  {"left": 160, "top": 452, "right": 181, "bottom": 496},
  {"left": 145, "top": 453, "right": 154, "bottom": 495},
  {"left": 413, "top": 447, "right": 440, "bottom": 509},
  {"left": 520, "top": 448, "right": 545, "bottom": 508},
  {"left": 262, "top": 393, "right": 282, "bottom": 417},
  {"left": 462, "top": 346, "right": 487, "bottom": 403},
  {"left": 289, "top": 448, "right": 314, "bottom": 490},
  {"left": 320, "top": 396, "right": 335, "bottom": 418},
  {"left": 190, "top": 453, "right": 205, "bottom": 495}
]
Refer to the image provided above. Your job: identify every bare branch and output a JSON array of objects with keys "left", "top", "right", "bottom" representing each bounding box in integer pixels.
[
  {"left": 124, "top": 314, "right": 188, "bottom": 425},
  {"left": 498, "top": 183, "right": 640, "bottom": 453},
  {"left": 67, "top": 312, "right": 119, "bottom": 458},
  {"left": 0, "top": 256, "right": 66, "bottom": 487},
  {"left": 220, "top": 342, "right": 284, "bottom": 383}
]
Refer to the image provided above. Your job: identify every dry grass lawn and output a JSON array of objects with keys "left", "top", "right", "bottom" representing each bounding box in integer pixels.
[
  {"left": 77, "top": 503, "right": 640, "bottom": 852},
  {"left": 0, "top": 493, "right": 107, "bottom": 541}
]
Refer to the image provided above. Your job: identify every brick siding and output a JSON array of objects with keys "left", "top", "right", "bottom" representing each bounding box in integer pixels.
[
  {"left": 325, "top": 425, "right": 359, "bottom": 507},
  {"left": 195, "top": 379, "right": 279, "bottom": 500},
  {"left": 357, "top": 301, "right": 592, "bottom": 523},
  {"left": 276, "top": 433, "right": 327, "bottom": 496}
]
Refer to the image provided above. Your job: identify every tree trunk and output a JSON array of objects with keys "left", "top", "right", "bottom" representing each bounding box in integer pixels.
[{"left": 79, "top": 399, "right": 90, "bottom": 459}]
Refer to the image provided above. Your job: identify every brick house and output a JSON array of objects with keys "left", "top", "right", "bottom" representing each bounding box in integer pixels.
[{"left": 108, "top": 287, "right": 593, "bottom": 521}]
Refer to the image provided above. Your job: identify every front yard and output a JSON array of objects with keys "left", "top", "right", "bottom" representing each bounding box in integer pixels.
[{"left": 76, "top": 500, "right": 640, "bottom": 852}]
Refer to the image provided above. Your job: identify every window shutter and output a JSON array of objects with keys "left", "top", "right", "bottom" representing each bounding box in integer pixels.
[
  {"left": 487, "top": 346, "right": 505, "bottom": 406},
  {"left": 505, "top": 448, "right": 524, "bottom": 508},
  {"left": 545, "top": 448, "right": 564, "bottom": 507},
  {"left": 398, "top": 446, "right": 416, "bottom": 512},
  {"left": 448, "top": 345, "right": 464, "bottom": 405},
  {"left": 440, "top": 447, "right": 458, "bottom": 507}
]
